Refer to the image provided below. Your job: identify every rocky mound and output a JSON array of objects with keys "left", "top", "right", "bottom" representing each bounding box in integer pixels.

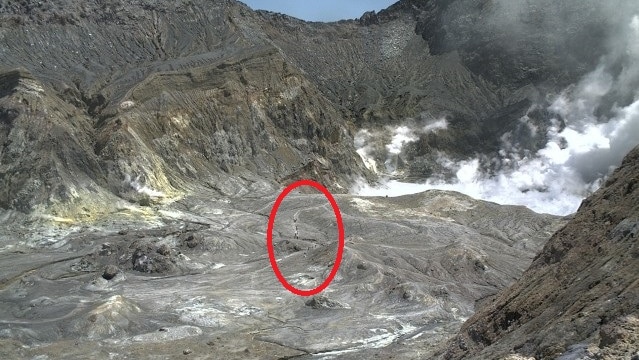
[{"left": 443, "top": 145, "right": 639, "bottom": 359}]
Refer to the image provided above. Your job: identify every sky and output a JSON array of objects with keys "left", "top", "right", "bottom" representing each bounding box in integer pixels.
[{"left": 240, "top": 0, "right": 398, "bottom": 22}]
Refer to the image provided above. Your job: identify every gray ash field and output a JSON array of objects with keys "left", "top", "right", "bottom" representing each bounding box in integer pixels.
[{"left": 0, "top": 190, "right": 562, "bottom": 358}]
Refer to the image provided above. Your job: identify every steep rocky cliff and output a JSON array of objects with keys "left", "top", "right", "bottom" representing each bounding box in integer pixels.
[
  {"left": 443, "top": 145, "right": 639, "bottom": 359},
  {"left": 0, "top": 0, "right": 371, "bottom": 218},
  {"left": 2, "top": 0, "right": 633, "bottom": 216}
]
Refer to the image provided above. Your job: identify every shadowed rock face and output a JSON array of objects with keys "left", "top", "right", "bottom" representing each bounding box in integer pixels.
[
  {"left": 442, "top": 145, "right": 639, "bottom": 359},
  {"left": 0, "top": 69, "right": 107, "bottom": 214},
  {"left": 415, "top": 0, "right": 636, "bottom": 90}
]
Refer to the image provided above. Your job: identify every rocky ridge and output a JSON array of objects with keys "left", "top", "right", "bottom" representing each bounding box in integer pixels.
[
  {"left": 443, "top": 145, "right": 639, "bottom": 359},
  {"left": 0, "top": 0, "right": 372, "bottom": 219},
  {"left": 2, "top": 0, "right": 635, "bottom": 216}
]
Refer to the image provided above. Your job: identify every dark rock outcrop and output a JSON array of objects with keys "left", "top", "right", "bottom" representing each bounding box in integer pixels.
[
  {"left": 305, "top": 295, "right": 350, "bottom": 309},
  {"left": 443, "top": 145, "right": 639, "bottom": 359},
  {"left": 0, "top": 68, "right": 109, "bottom": 214},
  {"left": 415, "top": 0, "right": 626, "bottom": 89},
  {"left": 102, "top": 264, "right": 119, "bottom": 280}
]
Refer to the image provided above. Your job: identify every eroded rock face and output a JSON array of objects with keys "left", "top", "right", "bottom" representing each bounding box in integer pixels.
[
  {"left": 3, "top": 0, "right": 634, "bottom": 216},
  {"left": 0, "top": 0, "right": 371, "bottom": 217},
  {"left": 0, "top": 69, "right": 114, "bottom": 214},
  {"left": 443, "top": 145, "right": 639, "bottom": 359}
]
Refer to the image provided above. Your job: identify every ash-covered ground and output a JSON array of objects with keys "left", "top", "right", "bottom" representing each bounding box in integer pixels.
[{"left": 0, "top": 189, "right": 562, "bottom": 359}]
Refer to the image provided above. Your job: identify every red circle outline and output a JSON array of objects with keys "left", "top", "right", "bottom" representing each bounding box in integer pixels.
[{"left": 266, "top": 179, "right": 345, "bottom": 296}]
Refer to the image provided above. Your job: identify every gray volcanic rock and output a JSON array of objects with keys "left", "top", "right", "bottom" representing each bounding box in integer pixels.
[
  {"left": 4, "top": 0, "right": 634, "bottom": 214},
  {"left": 305, "top": 295, "right": 350, "bottom": 309},
  {"left": 0, "top": 69, "right": 112, "bottom": 214},
  {"left": 442, "top": 145, "right": 639, "bottom": 359},
  {"left": 256, "top": 0, "right": 639, "bottom": 179},
  {"left": 102, "top": 264, "right": 119, "bottom": 280},
  {"left": 0, "top": 0, "right": 371, "bottom": 217},
  {"left": 415, "top": 0, "right": 636, "bottom": 89},
  {"left": 258, "top": 5, "right": 506, "bottom": 151}
]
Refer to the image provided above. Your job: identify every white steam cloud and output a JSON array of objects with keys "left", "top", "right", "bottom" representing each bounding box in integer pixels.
[
  {"left": 387, "top": 126, "right": 418, "bottom": 155},
  {"left": 124, "top": 174, "right": 165, "bottom": 197},
  {"left": 354, "top": 15, "right": 639, "bottom": 216},
  {"left": 355, "top": 117, "right": 448, "bottom": 174}
]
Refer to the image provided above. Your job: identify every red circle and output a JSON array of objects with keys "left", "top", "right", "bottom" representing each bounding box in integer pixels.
[{"left": 266, "top": 179, "right": 345, "bottom": 296}]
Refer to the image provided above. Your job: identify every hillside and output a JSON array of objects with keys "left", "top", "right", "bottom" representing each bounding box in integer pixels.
[
  {"left": 443, "top": 145, "right": 639, "bottom": 359},
  {"left": 2, "top": 0, "right": 635, "bottom": 215}
]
